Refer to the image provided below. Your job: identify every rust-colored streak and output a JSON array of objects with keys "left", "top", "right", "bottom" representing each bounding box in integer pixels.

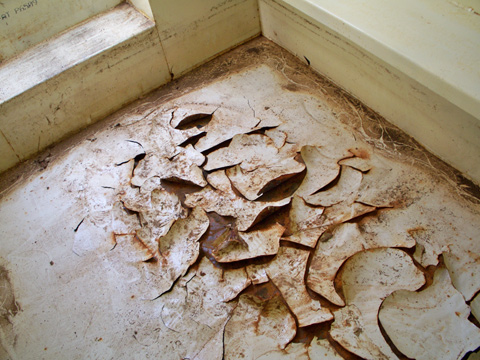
[{"left": 349, "top": 147, "right": 370, "bottom": 160}]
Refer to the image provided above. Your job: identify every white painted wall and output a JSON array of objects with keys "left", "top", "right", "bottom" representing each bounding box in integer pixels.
[
  {"left": 0, "top": 0, "right": 123, "bottom": 63},
  {"left": 128, "top": 0, "right": 153, "bottom": 19},
  {"left": 149, "top": 0, "right": 261, "bottom": 77}
]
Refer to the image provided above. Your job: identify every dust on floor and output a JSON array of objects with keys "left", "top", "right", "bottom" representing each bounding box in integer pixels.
[{"left": 0, "top": 37, "right": 479, "bottom": 359}]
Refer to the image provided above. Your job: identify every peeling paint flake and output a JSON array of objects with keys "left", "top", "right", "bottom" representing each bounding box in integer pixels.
[
  {"left": 305, "top": 165, "right": 363, "bottom": 207},
  {"left": 295, "top": 145, "right": 349, "bottom": 197},
  {"left": 213, "top": 223, "right": 285, "bottom": 263},
  {"left": 338, "top": 156, "right": 372, "bottom": 172},
  {"left": 283, "top": 196, "right": 325, "bottom": 247},
  {"left": 331, "top": 248, "right": 425, "bottom": 360},
  {"left": 204, "top": 133, "right": 305, "bottom": 200},
  {"left": 307, "top": 222, "right": 416, "bottom": 306},
  {"left": 185, "top": 170, "right": 290, "bottom": 231},
  {"left": 379, "top": 267, "right": 480, "bottom": 360},
  {"left": 224, "top": 293, "right": 296, "bottom": 359},
  {"left": 101, "top": 207, "right": 208, "bottom": 300},
  {"left": 256, "top": 338, "right": 344, "bottom": 360},
  {"left": 309, "top": 338, "right": 344, "bottom": 360},
  {"left": 471, "top": 293, "right": 480, "bottom": 323},
  {"left": 158, "top": 272, "right": 230, "bottom": 360},
  {"left": 131, "top": 144, "right": 206, "bottom": 187},
  {"left": 186, "top": 258, "right": 250, "bottom": 313},
  {"left": 156, "top": 207, "right": 209, "bottom": 291},
  {"left": 265, "top": 128, "right": 288, "bottom": 148},
  {"left": 194, "top": 107, "right": 261, "bottom": 153},
  {"left": 169, "top": 104, "right": 217, "bottom": 129},
  {"left": 141, "top": 109, "right": 204, "bottom": 157},
  {"left": 265, "top": 247, "right": 333, "bottom": 327},
  {"left": 256, "top": 342, "right": 310, "bottom": 360},
  {"left": 204, "top": 133, "right": 278, "bottom": 172},
  {"left": 122, "top": 184, "right": 188, "bottom": 258}
]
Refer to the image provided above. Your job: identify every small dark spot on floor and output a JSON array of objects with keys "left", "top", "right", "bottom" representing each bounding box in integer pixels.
[
  {"left": 282, "top": 83, "right": 300, "bottom": 92},
  {"left": 246, "top": 47, "right": 261, "bottom": 55}
]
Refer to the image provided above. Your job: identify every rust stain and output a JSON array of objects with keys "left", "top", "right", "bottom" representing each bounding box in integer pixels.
[
  {"left": 407, "top": 226, "right": 426, "bottom": 237},
  {"left": 282, "top": 83, "right": 300, "bottom": 92},
  {"left": 349, "top": 147, "right": 370, "bottom": 160}
]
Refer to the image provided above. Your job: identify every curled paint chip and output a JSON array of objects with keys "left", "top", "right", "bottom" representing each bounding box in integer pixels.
[
  {"left": 156, "top": 207, "right": 210, "bottom": 290},
  {"left": 131, "top": 145, "right": 206, "bottom": 187},
  {"left": 141, "top": 109, "right": 204, "bottom": 157},
  {"left": 186, "top": 257, "right": 251, "bottom": 312},
  {"left": 255, "top": 338, "right": 344, "bottom": 360},
  {"left": 185, "top": 170, "right": 290, "bottom": 231},
  {"left": 283, "top": 196, "right": 325, "bottom": 248},
  {"left": 338, "top": 156, "right": 372, "bottom": 172},
  {"left": 331, "top": 305, "right": 388, "bottom": 360},
  {"left": 265, "top": 128, "right": 287, "bottom": 148},
  {"left": 307, "top": 223, "right": 365, "bottom": 306},
  {"left": 309, "top": 338, "right": 344, "bottom": 360},
  {"left": 122, "top": 185, "right": 188, "bottom": 258},
  {"left": 305, "top": 165, "right": 363, "bottom": 207},
  {"left": 194, "top": 107, "right": 261, "bottom": 152},
  {"left": 307, "top": 222, "right": 416, "bottom": 306},
  {"left": 169, "top": 104, "right": 217, "bottom": 129},
  {"left": 204, "top": 133, "right": 305, "bottom": 200},
  {"left": 204, "top": 133, "right": 278, "bottom": 172},
  {"left": 256, "top": 342, "right": 310, "bottom": 360},
  {"left": 265, "top": 247, "right": 333, "bottom": 327},
  {"left": 471, "top": 293, "right": 480, "bottom": 323},
  {"left": 379, "top": 267, "right": 480, "bottom": 360},
  {"left": 158, "top": 271, "right": 233, "bottom": 360},
  {"left": 213, "top": 223, "right": 285, "bottom": 262},
  {"left": 225, "top": 143, "right": 305, "bottom": 201},
  {"left": 331, "top": 248, "right": 425, "bottom": 359},
  {"left": 294, "top": 145, "right": 344, "bottom": 197},
  {"left": 224, "top": 293, "right": 297, "bottom": 359},
  {"left": 444, "top": 246, "right": 480, "bottom": 301},
  {"left": 103, "top": 208, "right": 208, "bottom": 300}
]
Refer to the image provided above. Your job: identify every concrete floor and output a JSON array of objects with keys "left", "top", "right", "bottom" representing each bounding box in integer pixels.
[{"left": 0, "top": 37, "right": 479, "bottom": 359}]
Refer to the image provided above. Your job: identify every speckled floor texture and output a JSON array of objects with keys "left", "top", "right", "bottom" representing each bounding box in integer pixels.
[{"left": 0, "top": 37, "right": 479, "bottom": 360}]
